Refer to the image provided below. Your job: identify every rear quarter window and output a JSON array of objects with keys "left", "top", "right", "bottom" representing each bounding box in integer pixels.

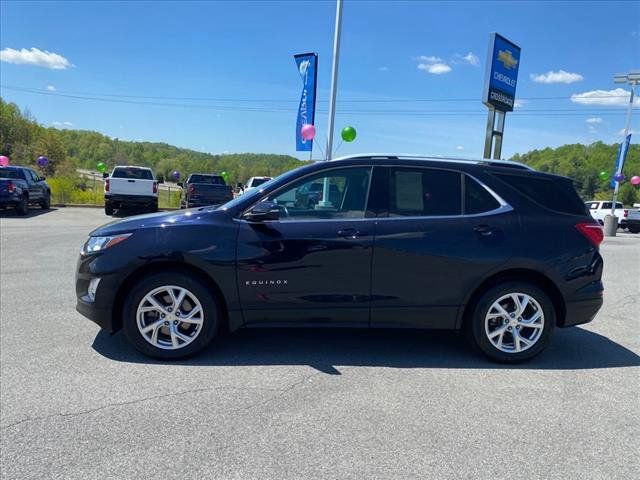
[{"left": 493, "top": 173, "right": 587, "bottom": 215}]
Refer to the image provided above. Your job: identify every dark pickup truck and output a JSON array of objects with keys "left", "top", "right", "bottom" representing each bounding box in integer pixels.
[
  {"left": 179, "top": 174, "right": 233, "bottom": 208},
  {"left": 0, "top": 166, "right": 51, "bottom": 215}
]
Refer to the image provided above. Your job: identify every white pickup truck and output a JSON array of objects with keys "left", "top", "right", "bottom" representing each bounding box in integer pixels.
[
  {"left": 585, "top": 200, "right": 640, "bottom": 233},
  {"left": 104, "top": 166, "right": 162, "bottom": 216}
]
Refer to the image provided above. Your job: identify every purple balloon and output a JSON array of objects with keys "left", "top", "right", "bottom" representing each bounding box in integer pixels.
[
  {"left": 37, "top": 156, "right": 49, "bottom": 167},
  {"left": 172, "top": 170, "right": 180, "bottom": 180},
  {"left": 613, "top": 173, "right": 625, "bottom": 183}
]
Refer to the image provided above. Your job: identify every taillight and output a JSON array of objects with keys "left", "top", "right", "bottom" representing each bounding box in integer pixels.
[
  {"left": 153, "top": 182, "right": 158, "bottom": 194},
  {"left": 623, "top": 209, "right": 628, "bottom": 218},
  {"left": 189, "top": 184, "right": 195, "bottom": 194},
  {"left": 576, "top": 222, "right": 604, "bottom": 247},
  {"left": 6, "top": 181, "right": 15, "bottom": 193},
  {"left": 104, "top": 179, "right": 110, "bottom": 192}
]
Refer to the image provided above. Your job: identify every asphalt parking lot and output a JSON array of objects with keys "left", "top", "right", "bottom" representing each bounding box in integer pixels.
[{"left": 1, "top": 207, "right": 638, "bottom": 480}]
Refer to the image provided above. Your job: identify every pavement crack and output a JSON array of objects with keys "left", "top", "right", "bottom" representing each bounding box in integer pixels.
[{"left": 1, "top": 385, "right": 279, "bottom": 431}]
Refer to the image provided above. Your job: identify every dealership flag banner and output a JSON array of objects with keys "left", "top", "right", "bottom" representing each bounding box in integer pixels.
[
  {"left": 294, "top": 53, "right": 318, "bottom": 152},
  {"left": 611, "top": 133, "right": 632, "bottom": 187}
]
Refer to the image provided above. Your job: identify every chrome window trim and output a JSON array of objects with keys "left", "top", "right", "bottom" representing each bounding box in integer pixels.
[{"left": 235, "top": 164, "right": 513, "bottom": 224}]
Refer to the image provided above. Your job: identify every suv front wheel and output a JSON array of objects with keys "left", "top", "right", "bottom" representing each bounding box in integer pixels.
[
  {"left": 122, "top": 272, "right": 219, "bottom": 359},
  {"left": 468, "top": 282, "right": 555, "bottom": 363}
]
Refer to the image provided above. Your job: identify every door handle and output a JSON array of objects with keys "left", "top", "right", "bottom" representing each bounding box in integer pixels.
[
  {"left": 337, "top": 228, "right": 368, "bottom": 239},
  {"left": 474, "top": 225, "right": 496, "bottom": 236},
  {"left": 127, "top": 179, "right": 135, "bottom": 183}
]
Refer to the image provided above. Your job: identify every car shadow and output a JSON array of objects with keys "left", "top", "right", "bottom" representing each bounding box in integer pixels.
[
  {"left": 92, "top": 326, "right": 640, "bottom": 373},
  {"left": 0, "top": 207, "right": 58, "bottom": 218}
]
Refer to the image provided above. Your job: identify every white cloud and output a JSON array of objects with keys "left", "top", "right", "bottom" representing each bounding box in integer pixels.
[
  {"left": 418, "top": 62, "right": 452, "bottom": 75},
  {"left": 618, "top": 128, "right": 637, "bottom": 136},
  {"left": 530, "top": 70, "right": 583, "bottom": 84},
  {"left": 418, "top": 55, "right": 442, "bottom": 63},
  {"left": 46, "top": 85, "right": 56, "bottom": 91},
  {"left": 0, "top": 47, "right": 72, "bottom": 70},
  {"left": 461, "top": 52, "right": 479, "bottom": 66},
  {"left": 456, "top": 145, "right": 464, "bottom": 151},
  {"left": 51, "top": 121, "right": 73, "bottom": 128},
  {"left": 571, "top": 88, "right": 639, "bottom": 106},
  {"left": 587, "top": 125, "right": 597, "bottom": 133},
  {"left": 378, "top": 66, "right": 389, "bottom": 72},
  {"left": 586, "top": 117, "right": 602, "bottom": 124},
  {"left": 514, "top": 99, "right": 527, "bottom": 108}
]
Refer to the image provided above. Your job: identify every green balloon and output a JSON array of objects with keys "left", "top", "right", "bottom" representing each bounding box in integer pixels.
[
  {"left": 97, "top": 162, "right": 107, "bottom": 173},
  {"left": 341, "top": 126, "right": 357, "bottom": 142},
  {"left": 598, "top": 171, "right": 609, "bottom": 181}
]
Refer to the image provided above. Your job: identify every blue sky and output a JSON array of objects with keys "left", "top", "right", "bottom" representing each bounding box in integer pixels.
[{"left": 1, "top": 0, "right": 638, "bottom": 160}]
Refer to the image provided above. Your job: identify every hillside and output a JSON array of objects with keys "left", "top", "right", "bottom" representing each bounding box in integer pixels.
[{"left": 1, "top": 97, "right": 638, "bottom": 204}]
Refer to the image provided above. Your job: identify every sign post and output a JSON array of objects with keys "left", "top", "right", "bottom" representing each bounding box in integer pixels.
[{"left": 482, "top": 33, "right": 521, "bottom": 159}]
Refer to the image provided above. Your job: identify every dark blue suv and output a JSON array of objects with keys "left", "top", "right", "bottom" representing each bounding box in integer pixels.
[{"left": 76, "top": 155, "right": 604, "bottom": 362}]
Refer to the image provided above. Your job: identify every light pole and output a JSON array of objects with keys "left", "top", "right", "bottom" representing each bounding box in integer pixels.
[{"left": 604, "top": 71, "right": 639, "bottom": 237}]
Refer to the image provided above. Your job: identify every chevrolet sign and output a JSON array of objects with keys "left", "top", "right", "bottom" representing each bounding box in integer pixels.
[{"left": 483, "top": 33, "right": 521, "bottom": 112}]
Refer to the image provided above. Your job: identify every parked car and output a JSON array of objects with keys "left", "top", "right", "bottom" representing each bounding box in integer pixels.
[
  {"left": 237, "top": 176, "right": 272, "bottom": 196},
  {"left": 104, "top": 166, "right": 162, "bottom": 215},
  {"left": 76, "top": 155, "right": 604, "bottom": 363},
  {"left": 178, "top": 173, "right": 233, "bottom": 208},
  {"left": 0, "top": 166, "right": 51, "bottom": 215},
  {"left": 585, "top": 200, "right": 640, "bottom": 233}
]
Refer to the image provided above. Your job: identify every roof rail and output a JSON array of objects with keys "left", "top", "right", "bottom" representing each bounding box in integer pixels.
[{"left": 328, "top": 153, "right": 533, "bottom": 170}]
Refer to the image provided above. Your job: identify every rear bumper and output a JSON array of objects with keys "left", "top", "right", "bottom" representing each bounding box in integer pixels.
[
  {"left": 105, "top": 194, "right": 157, "bottom": 208},
  {"left": 0, "top": 194, "right": 21, "bottom": 207},
  {"left": 562, "top": 280, "right": 604, "bottom": 327}
]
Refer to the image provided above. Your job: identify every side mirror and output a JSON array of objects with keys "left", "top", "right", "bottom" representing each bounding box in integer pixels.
[
  {"left": 244, "top": 201, "right": 279, "bottom": 222},
  {"left": 236, "top": 182, "right": 244, "bottom": 189},
  {"left": 40, "top": 176, "right": 46, "bottom": 181},
  {"left": 102, "top": 172, "right": 109, "bottom": 179},
  {"left": 177, "top": 182, "right": 183, "bottom": 188},
  {"left": 157, "top": 176, "right": 165, "bottom": 184}
]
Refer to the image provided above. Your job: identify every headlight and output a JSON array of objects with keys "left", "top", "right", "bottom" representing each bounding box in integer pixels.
[{"left": 83, "top": 233, "right": 132, "bottom": 254}]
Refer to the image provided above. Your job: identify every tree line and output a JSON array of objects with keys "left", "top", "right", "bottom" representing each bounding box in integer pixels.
[{"left": 1, "top": 97, "right": 638, "bottom": 204}]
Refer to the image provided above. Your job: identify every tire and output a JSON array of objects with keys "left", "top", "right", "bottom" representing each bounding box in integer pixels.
[
  {"left": 122, "top": 271, "right": 219, "bottom": 359},
  {"left": 16, "top": 195, "right": 28, "bottom": 216},
  {"left": 105, "top": 203, "right": 114, "bottom": 216},
  {"left": 467, "top": 282, "right": 555, "bottom": 363},
  {"left": 628, "top": 226, "right": 639, "bottom": 234},
  {"left": 40, "top": 191, "right": 51, "bottom": 210}
]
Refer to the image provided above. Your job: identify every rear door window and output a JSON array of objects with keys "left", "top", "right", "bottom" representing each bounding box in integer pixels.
[
  {"left": 464, "top": 176, "right": 501, "bottom": 214},
  {"left": 386, "top": 168, "right": 462, "bottom": 217},
  {"left": 112, "top": 167, "right": 153, "bottom": 180}
]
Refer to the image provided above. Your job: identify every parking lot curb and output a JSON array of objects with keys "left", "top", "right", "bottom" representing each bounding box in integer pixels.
[{"left": 52, "top": 204, "right": 180, "bottom": 211}]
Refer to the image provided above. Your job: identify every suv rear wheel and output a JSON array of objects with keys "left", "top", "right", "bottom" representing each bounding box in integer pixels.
[
  {"left": 122, "top": 272, "right": 219, "bottom": 359},
  {"left": 468, "top": 282, "right": 555, "bottom": 363},
  {"left": 16, "top": 195, "right": 28, "bottom": 216},
  {"left": 40, "top": 191, "right": 51, "bottom": 209}
]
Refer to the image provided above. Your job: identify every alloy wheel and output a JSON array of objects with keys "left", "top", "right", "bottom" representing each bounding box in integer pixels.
[
  {"left": 136, "top": 285, "right": 204, "bottom": 350},
  {"left": 484, "top": 292, "right": 544, "bottom": 353}
]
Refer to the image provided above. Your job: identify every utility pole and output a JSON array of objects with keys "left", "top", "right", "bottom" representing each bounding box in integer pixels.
[
  {"left": 318, "top": 0, "right": 343, "bottom": 208},
  {"left": 604, "top": 71, "right": 639, "bottom": 237}
]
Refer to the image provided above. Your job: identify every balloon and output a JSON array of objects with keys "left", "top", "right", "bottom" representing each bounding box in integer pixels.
[
  {"left": 37, "top": 156, "right": 49, "bottom": 167},
  {"left": 96, "top": 162, "right": 107, "bottom": 173},
  {"left": 0, "top": 155, "right": 9, "bottom": 167},
  {"left": 341, "top": 126, "right": 357, "bottom": 142},
  {"left": 301, "top": 124, "right": 316, "bottom": 141},
  {"left": 172, "top": 170, "right": 181, "bottom": 180},
  {"left": 613, "top": 173, "right": 625, "bottom": 183},
  {"left": 631, "top": 175, "right": 640, "bottom": 186},
  {"left": 598, "top": 171, "right": 609, "bottom": 181}
]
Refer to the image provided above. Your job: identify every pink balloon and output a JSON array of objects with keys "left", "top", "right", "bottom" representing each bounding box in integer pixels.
[
  {"left": 301, "top": 124, "right": 316, "bottom": 141},
  {"left": 631, "top": 175, "right": 640, "bottom": 186},
  {"left": 0, "top": 156, "right": 9, "bottom": 167}
]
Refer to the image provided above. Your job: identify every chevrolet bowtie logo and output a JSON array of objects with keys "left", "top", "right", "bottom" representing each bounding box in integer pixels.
[{"left": 497, "top": 49, "right": 518, "bottom": 70}]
